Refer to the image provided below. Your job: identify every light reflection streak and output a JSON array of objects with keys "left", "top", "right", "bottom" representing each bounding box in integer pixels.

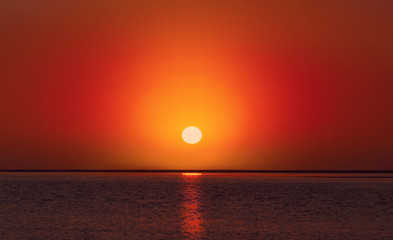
[
  {"left": 182, "top": 173, "right": 202, "bottom": 176},
  {"left": 181, "top": 173, "right": 203, "bottom": 239}
]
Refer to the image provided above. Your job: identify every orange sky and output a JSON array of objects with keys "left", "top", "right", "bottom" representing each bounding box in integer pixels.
[{"left": 1, "top": 1, "right": 392, "bottom": 170}]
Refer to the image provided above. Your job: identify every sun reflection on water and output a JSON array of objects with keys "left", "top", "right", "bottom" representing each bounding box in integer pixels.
[
  {"left": 181, "top": 173, "right": 203, "bottom": 239},
  {"left": 182, "top": 172, "right": 202, "bottom": 176}
]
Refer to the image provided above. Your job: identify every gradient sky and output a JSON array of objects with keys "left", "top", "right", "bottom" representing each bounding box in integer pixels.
[{"left": 1, "top": 0, "right": 392, "bottom": 170}]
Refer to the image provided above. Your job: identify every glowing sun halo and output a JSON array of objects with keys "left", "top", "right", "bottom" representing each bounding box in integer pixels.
[{"left": 182, "top": 127, "right": 202, "bottom": 144}]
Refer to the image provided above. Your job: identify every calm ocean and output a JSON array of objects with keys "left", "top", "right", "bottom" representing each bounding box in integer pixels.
[{"left": 1, "top": 172, "right": 392, "bottom": 239}]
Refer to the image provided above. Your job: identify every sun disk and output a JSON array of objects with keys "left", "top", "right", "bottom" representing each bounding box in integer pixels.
[{"left": 182, "top": 126, "right": 202, "bottom": 144}]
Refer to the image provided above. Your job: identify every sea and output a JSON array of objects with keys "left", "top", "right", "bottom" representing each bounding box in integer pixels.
[{"left": 1, "top": 172, "right": 393, "bottom": 239}]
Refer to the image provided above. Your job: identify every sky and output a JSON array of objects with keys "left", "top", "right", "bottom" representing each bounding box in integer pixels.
[{"left": 1, "top": 0, "right": 392, "bottom": 170}]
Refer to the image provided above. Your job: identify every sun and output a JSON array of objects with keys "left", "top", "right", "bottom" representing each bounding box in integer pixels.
[{"left": 182, "top": 126, "right": 202, "bottom": 144}]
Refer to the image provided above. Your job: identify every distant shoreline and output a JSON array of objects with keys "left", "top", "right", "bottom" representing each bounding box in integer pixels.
[{"left": 1, "top": 169, "right": 393, "bottom": 173}]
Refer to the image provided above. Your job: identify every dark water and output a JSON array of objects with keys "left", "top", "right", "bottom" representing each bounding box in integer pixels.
[{"left": 1, "top": 173, "right": 393, "bottom": 239}]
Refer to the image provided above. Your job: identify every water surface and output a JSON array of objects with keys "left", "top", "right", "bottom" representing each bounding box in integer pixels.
[{"left": 1, "top": 172, "right": 392, "bottom": 239}]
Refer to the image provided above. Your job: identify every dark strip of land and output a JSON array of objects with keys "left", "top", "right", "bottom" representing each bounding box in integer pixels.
[{"left": 1, "top": 169, "right": 393, "bottom": 173}]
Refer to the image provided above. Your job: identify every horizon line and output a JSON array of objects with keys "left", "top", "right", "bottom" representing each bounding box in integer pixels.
[{"left": 1, "top": 169, "right": 393, "bottom": 173}]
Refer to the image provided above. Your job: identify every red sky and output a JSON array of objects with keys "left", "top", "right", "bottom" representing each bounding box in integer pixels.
[{"left": 1, "top": 0, "right": 392, "bottom": 170}]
